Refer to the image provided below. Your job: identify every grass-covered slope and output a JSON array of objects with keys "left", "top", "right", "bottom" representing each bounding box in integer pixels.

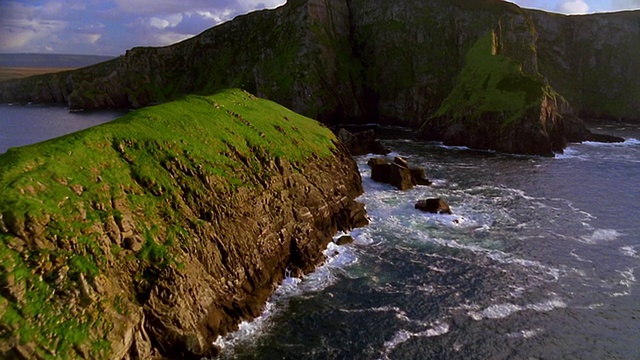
[
  {"left": 0, "top": 89, "right": 362, "bottom": 359},
  {"left": 431, "top": 31, "right": 548, "bottom": 126},
  {"left": 419, "top": 31, "right": 566, "bottom": 155}
]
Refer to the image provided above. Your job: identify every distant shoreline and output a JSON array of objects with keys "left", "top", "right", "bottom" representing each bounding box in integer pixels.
[{"left": 0, "top": 67, "right": 76, "bottom": 81}]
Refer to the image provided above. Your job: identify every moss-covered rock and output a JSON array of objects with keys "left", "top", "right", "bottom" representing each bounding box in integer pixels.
[
  {"left": 418, "top": 29, "right": 568, "bottom": 156},
  {"left": 0, "top": 89, "right": 367, "bottom": 359}
]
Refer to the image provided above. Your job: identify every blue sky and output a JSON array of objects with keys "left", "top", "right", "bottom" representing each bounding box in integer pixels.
[{"left": 0, "top": 0, "right": 638, "bottom": 56}]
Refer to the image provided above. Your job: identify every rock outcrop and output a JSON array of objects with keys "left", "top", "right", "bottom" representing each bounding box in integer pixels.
[
  {"left": 415, "top": 199, "right": 452, "bottom": 215},
  {"left": 368, "top": 156, "right": 431, "bottom": 190},
  {"left": 0, "top": 89, "right": 368, "bottom": 359},
  {"left": 336, "top": 128, "right": 389, "bottom": 156},
  {"left": 418, "top": 29, "right": 567, "bottom": 156}
]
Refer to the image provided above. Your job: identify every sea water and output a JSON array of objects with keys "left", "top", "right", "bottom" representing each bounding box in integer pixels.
[
  {"left": 0, "top": 104, "right": 125, "bottom": 153},
  {"left": 216, "top": 124, "right": 640, "bottom": 359}
]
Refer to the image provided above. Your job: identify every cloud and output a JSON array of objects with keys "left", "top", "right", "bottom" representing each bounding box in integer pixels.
[
  {"left": 556, "top": 0, "right": 590, "bottom": 13},
  {"left": 611, "top": 0, "right": 640, "bottom": 10}
]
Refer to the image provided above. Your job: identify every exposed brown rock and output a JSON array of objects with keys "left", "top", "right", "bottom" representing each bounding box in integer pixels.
[
  {"left": 415, "top": 198, "right": 452, "bottom": 215},
  {"left": 368, "top": 156, "right": 432, "bottom": 190},
  {"left": 335, "top": 235, "right": 354, "bottom": 246},
  {"left": 389, "top": 163, "right": 414, "bottom": 191},
  {"left": 337, "top": 128, "right": 389, "bottom": 156}
]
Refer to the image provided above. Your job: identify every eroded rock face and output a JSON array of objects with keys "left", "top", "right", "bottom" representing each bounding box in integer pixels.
[
  {"left": 336, "top": 128, "right": 389, "bottom": 156},
  {"left": 0, "top": 91, "right": 368, "bottom": 359},
  {"left": 1, "top": 0, "right": 638, "bottom": 127},
  {"left": 138, "top": 145, "right": 368, "bottom": 358}
]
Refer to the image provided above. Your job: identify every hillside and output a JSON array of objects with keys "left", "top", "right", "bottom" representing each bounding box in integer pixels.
[
  {"left": 0, "top": 0, "right": 637, "bottom": 125},
  {"left": 0, "top": 89, "right": 367, "bottom": 358}
]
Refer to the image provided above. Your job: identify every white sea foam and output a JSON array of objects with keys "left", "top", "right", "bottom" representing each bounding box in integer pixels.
[
  {"left": 380, "top": 322, "right": 450, "bottom": 359},
  {"left": 556, "top": 146, "right": 581, "bottom": 158},
  {"left": 469, "top": 299, "right": 567, "bottom": 321},
  {"left": 507, "top": 328, "right": 543, "bottom": 339},
  {"left": 570, "top": 249, "right": 593, "bottom": 263},
  {"left": 214, "top": 230, "right": 365, "bottom": 353},
  {"left": 617, "top": 268, "right": 637, "bottom": 288},
  {"left": 579, "top": 229, "right": 621, "bottom": 244},
  {"left": 582, "top": 138, "right": 640, "bottom": 147},
  {"left": 620, "top": 245, "right": 638, "bottom": 258}
]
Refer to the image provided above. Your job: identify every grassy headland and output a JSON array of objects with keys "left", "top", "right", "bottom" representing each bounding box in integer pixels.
[{"left": 0, "top": 89, "right": 339, "bottom": 358}]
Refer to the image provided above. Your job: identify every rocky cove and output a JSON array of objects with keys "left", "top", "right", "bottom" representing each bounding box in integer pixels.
[{"left": 0, "top": 90, "right": 368, "bottom": 359}]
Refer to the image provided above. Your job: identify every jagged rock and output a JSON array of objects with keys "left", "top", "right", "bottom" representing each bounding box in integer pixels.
[
  {"left": 124, "top": 235, "right": 144, "bottom": 252},
  {"left": 337, "top": 128, "right": 389, "bottom": 156},
  {"left": 335, "top": 235, "right": 354, "bottom": 246},
  {"left": 369, "top": 158, "right": 392, "bottom": 184},
  {"left": 410, "top": 168, "right": 432, "bottom": 186},
  {"left": 392, "top": 156, "right": 409, "bottom": 169},
  {"left": 368, "top": 156, "right": 431, "bottom": 190},
  {"left": 389, "top": 163, "right": 414, "bottom": 191},
  {"left": 415, "top": 199, "right": 452, "bottom": 215}
]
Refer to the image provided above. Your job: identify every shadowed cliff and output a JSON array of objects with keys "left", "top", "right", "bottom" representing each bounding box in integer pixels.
[
  {"left": 0, "top": 89, "right": 368, "bottom": 359},
  {"left": 1, "top": 0, "right": 637, "bottom": 126}
]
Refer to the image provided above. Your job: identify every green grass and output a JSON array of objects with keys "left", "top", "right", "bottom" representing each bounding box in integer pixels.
[
  {"left": 432, "top": 31, "right": 549, "bottom": 127},
  {"left": 0, "top": 88, "right": 338, "bottom": 358}
]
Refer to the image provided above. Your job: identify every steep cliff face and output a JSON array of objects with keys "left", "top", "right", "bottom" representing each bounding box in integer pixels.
[
  {"left": 0, "top": 89, "right": 367, "bottom": 359},
  {"left": 0, "top": 0, "right": 364, "bottom": 125},
  {"left": 0, "top": 0, "right": 638, "bottom": 124},
  {"left": 532, "top": 10, "right": 640, "bottom": 121}
]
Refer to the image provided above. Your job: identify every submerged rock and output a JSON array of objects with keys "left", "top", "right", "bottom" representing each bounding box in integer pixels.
[
  {"left": 335, "top": 235, "right": 355, "bottom": 246},
  {"left": 415, "top": 199, "right": 452, "bottom": 215}
]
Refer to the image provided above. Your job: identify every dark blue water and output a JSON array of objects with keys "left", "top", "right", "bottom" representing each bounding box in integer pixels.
[
  {"left": 216, "top": 124, "right": 640, "bottom": 359},
  {"left": 0, "top": 104, "right": 125, "bottom": 153}
]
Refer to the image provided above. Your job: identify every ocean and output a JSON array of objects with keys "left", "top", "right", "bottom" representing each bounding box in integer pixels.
[
  {"left": 0, "top": 104, "right": 125, "bottom": 153},
  {"left": 216, "top": 124, "right": 640, "bottom": 359},
  {"left": 1, "top": 106, "right": 637, "bottom": 359}
]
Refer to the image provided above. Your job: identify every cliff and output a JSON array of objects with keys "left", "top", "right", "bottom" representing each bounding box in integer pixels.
[
  {"left": 418, "top": 30, "right": 566, "bottom": 156},
  {"left": 0, "top": 89, "right": 368, "bottom": 359},
  {"left": 1, "top": 0, "right": 638, "bottom": 125},
  {"left": 0, "top": 0, "right": 638, "bottom": 144}
]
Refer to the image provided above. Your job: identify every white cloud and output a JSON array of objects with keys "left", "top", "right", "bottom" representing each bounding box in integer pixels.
[
  {"left": 557, "top": 0, "right": 590, "bottom": 13},
  {"left": 0, "top": 18, "right": 68, "bottom": 51}
]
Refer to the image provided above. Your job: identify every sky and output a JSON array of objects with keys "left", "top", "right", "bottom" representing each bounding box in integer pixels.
[{"left": 0, "top": 0, "right": 639, "bottom": 56}]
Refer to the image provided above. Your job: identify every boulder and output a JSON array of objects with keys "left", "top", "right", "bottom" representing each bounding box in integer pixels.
[
  {"left": 409, "top": 168, "right": 432, "bottom": 186},
  {"left": 335, "top": 235, "right": 354, "bottom": 246},
  {"left": 415, "top": 198, "right": 452, "bottom": 215},
  {"left": 389, "top": 163, "right": 414, "bottom": 190},
  {"left": 368, "top": 156, "right": 432, "bottom": 190},
  {"left": 337, "top": 128, "right": 389, "bottom": 156},
  {"left": 393, "top": 156, "right": 409, "bottom": 168},
  {"left": 369, "top": 160, "right": 392, "bottom": 184}
]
